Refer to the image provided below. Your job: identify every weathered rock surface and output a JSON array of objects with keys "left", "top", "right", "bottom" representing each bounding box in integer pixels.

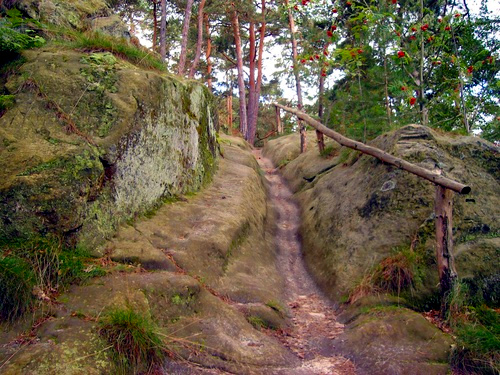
[
  {"left": 0, "top": 47, "right": 217, "bottom": 251},
  {"left": 12, "top": 0, "right": 110, "bottom": 31},
  {"left": 0, "top": 136, "right": 299, "bottom": 374},
  {"left": 264, "top": 125, "right": 499, "bottom": 306},
  {"left": 263, "top": 125, "right": 499, "bottom": 374}
]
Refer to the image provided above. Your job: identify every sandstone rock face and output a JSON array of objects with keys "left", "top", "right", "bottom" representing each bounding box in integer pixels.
[
  {"left": 264, "top": 125, "right": 499, "bottom": 307},
  {"left": 14, "top": 0, "right": 110, "bottom": 30},
  {"left": 0, "top": 136, "right": 297, "bottom": 375},
  {"left": 0, "top": 48, "right": 218, "bottom": 252},
  {"left": 264, "top": 125, "right": 498, "bottom": 374}
]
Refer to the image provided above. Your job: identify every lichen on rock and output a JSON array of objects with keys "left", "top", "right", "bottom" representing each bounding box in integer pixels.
[{"left": 0, "top": 47, "right": 218, "bottom": 252}]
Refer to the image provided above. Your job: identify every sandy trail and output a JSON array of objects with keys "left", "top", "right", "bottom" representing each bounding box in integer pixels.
[{"left": 253, "top": 150, "right": 356, "bottom": 375}]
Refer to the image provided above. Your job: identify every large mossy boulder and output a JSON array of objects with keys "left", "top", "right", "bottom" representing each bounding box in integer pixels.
[
  {"left": 11, "top": 0, "right": 110, "bottom": 31},
  {"left": 263, "top": 125, "right": 499, "bottom": 308},
  {"left": 0, "top": 48, "right": 218, "bottom": 252}
]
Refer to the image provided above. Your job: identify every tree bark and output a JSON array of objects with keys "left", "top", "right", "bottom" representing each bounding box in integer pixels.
[
  {"left": 435, "top": 185, "right": 458, "bottom": 315},
  {"left": 231, "top": 10, "right": 248, "bottom": 137},
  {"left": 188, "top": 0, "right": 207, "bottom": 78},
  {"left": 247, "top": 0, "right": 267, "bottom": 145},
  {"left": 247, "top": 21, "right": 257, "bottom": 142},
  {"left": 419, "top": 0, "right": 428, "bottom": 126},
  {"left": 285, "top": 0, "right": 306, "bottom": 153},
  {"left": 227, "top": 93, "right": 233, "bottom": 130},
  {"left": 274, "top": 103, "right": 471, "bottom": 194},
  {"left": 152, "top": 0, "right": 158, "bottom": 51},
  {"left": 316, "top": 71, "right": 325, "bottom": 152},
  {"left": 204, "top": 13, "right": 212, "bottom": 91},
  {"left": 159, "top": 0, "right": 166, "bottom": 60},
  {"left": 177, "top": 0, "right": 195, "bottom": 75}
]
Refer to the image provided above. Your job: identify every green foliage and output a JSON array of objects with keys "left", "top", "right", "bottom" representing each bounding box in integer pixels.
[
  {"left": 98, "top": 308, "right": 164, "bottom": 372},
  {"left": 0, "top": 94, "right": 15, "bottom": 110},
  {"left": 0, "top": 9, "right": 45, "bottom": 54},
  {"left": 448, "top": 282, "right": 500, "bottom": 374}
]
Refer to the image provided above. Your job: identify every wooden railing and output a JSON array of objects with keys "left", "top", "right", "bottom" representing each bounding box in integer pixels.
[{"left": 274, "top": 103, "right": 471, "bottom": 306}]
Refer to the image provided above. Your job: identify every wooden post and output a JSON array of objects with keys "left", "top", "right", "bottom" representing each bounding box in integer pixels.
[
  {"left": 275, "top": 106, "right": 282, "bottom": 134},
  {"left": 435, "top": 185, "right": 457, "bottom": 310}
]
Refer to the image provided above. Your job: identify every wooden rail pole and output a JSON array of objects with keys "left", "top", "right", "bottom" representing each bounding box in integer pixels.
[
  {"left": 435, "top": 186, "right": 457, "bottom": 307},
  {"left": 275, "top": 103, "right": 469, "bottom": 312},
  {"left": 274, "top": 103, "right": 471, "bottom": 194}
]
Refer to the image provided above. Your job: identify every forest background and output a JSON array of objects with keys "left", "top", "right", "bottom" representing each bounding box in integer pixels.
[{"left": 106, "top": 0, "right": 499, "bottom": 147}]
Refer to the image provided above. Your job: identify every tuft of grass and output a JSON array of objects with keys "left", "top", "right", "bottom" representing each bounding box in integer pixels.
[
  {"left": 278, "top": 158, "right": 291, "bottom": 168},
  {"left": 0, "top": 235, "right": 105, "bottom": 321},
  {"left": 247, "top": 316, "right": 268, "bottom": 330},
  {"left": 447, "top": 282, "right": 500, "bottom": 374},
  {"left": 348, "top": 247, "right": 422, "bottom": 303},
  {"left": 98, "top": 308, "right": 164, "bottom": 372},
  {"left": 0, "top": 256, "right": 35, "bottom": 320},
  {"left": 68, "top": 31, "right": 165, "bottom": 71},
  {"left": 319, "top": 144, "right": 336, "bottom": 158},
  {"left": 265, "top": 300, "right": 286, "bottom": 318}
]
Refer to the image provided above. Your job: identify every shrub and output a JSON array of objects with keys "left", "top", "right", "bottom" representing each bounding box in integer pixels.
[
  {"left": 0, "top": 9, "right": 45, "bottom": 54},
  {"left": 98, "top": 308, "right": 164, "bottom": 372}
]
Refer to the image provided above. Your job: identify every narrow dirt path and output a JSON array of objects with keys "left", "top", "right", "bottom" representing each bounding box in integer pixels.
[{"left": 253, "top": 150, "right": 356, "bottom": 375}]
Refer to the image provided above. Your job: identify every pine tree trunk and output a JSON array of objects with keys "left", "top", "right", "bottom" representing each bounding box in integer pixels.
[
  {"left": 247, "top": 0, "right": 266, "bottom": 146},
  {"left": 159, "top": 0, "right": 166, "bottom": 60},
  {"left": 204, "top": 14, "right": 212, "bottom": 91},
  {"left": 188, "top": 0, "right": 206, "bottom": 78},
  {"left": 419, "top": 0, "right": 428, "bottom": 126},
  {"left": 285, "top": 0, "right": 306, "bottom": 153},
  {"left": 231, "top": 10, "right": 248, "bottom": 137},
  {"left": 177, "top": 0, "right": 194, "bottom": 75},
  {"left": 247, "top": 22, "right": 256, "bottom": 143},
  {"left": 152, "top": 0, "right": 158, "bottom": 52}
]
